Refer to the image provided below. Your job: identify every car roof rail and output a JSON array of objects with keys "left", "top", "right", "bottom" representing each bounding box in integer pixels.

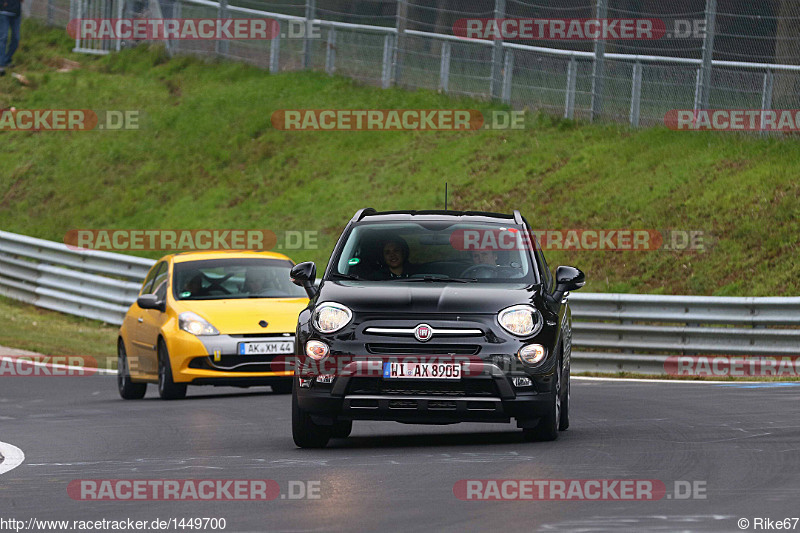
[
  {"left": 351, "top": 208, "right": 377, "bottom": 222},
  {"left": 513, "top": 210, "right": 524, "bottom": 225}
]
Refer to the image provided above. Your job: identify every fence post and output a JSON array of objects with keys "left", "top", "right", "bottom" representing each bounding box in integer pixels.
[
  {"left": 392, "top": 0, "right": 408, "bottom": 86},
  {"left": 72, "top": 0, "right": 82, "bottom": 52},
  {"left": 489, "top": 0, "right": 506, "bottom": 99},
  {"left": 760, "top": 70, "right": 774, "bottom": 134},
  {"left": 590, "top": 0, "right": 607, "bottom": 121},
  {"left": 115, "top": 0, "right": 125, "bottom": 52},
  {"left": 216, "top": 0, "right": 229, "bottom": 57},
  {"left": 325, "top": 27, "right": 336, "bottom": 74},
  {"left": 169, "top": 0, "right": 178, "bottom": 54},
  {"left": 438, "top": 41, "right": 451, "bottom": 93},
  {"left": 629, "top": 61, "right": 642, "bottom": 127},
  {"left": 501, "top": 49, "right": 514, "bottom": 104},
  {"left": 564, "top": 57, "right": 577, "bottom": 119},
  {"left": 270, "top": 21, "right": 281, "bottom": 73},
  {"left": 381, "top": 33, "right": 396, "bottom": 89},
  {"left": 303, "top": 0, "right": 316, "bottom": 69},
  {"left": 694, "top": 0, "right": 717, "bottom": 111}
]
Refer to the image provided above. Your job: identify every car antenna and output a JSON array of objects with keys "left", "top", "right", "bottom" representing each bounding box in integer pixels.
[{"left": 444, "top": 182, "right": 448, "bottom": 211}]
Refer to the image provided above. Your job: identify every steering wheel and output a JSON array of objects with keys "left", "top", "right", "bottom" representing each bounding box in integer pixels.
[
  {"left": 461, "top": 264, "right": 498, "bottom": 279},
  {"left": 200, "top": 272, "right": 233, "bottom": 295}
]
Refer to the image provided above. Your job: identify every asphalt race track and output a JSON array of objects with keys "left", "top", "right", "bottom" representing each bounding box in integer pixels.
[{"left": 1, "top": 374, "right": 799, "bottom": 532}]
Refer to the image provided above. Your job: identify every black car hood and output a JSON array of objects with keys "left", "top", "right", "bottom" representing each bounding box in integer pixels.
[{"left": 317, "top": 280, "right": 540, "bottom": 315}]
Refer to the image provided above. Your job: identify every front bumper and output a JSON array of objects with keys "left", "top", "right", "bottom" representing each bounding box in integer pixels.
[
  {"left": 166, "top": 332, "right": 295, "bottom": 384},
  {"left": 295, "top": 363, "right": 555, "bottom": 426}
]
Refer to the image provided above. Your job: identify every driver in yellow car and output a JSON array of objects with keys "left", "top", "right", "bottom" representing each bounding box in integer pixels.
[{"left": 242, "top": 268, "right": 268, "bottom": 293}]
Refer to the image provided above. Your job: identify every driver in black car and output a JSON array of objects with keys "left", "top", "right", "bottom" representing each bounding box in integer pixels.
[{"left": 375, "top": 237, "right": 413, "bottom": 279}]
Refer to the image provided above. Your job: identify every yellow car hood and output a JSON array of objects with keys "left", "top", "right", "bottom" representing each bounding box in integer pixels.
[{"left": 178, "top": 298, "right": 308, "bottom": 335}]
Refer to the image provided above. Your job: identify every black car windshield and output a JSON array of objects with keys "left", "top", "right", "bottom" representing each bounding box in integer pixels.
[
  {"left": 173, "top": 258, "right": 307, "bottom": 300},
  {"left": 330, "top": 221, "right": 538, "bottom": 283}
]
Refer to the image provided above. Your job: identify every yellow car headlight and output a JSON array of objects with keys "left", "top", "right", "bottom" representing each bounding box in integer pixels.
[{"left": 179, "top": 311, "right": 220, "bottom": 336}]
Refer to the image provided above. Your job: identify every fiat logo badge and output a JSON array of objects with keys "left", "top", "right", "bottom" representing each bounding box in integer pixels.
[{"left": 414, "top": 324, "right": 433, "bottom": 342}]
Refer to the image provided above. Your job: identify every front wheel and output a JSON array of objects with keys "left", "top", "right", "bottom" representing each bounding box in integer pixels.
[
  {"left": 118, "top": 339, "right": 146, "bottom": 400},
  {"left": 559, "top": 363, "right": 570, "bottom": 431},
  {"left": 522, "top": 360, "right": 561, "bottom": 442},
  {"left": 292, "top": 384, "right": 331, "bottom": 448},
  {"left": 157, "top": 339, "right": 187, "bottom": 400}
]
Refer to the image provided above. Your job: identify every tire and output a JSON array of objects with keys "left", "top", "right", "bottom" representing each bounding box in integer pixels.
[
  {"left": 559, "top": 362, "right": 570, "bottom": 431},
  {"left": 522, "top": 358, "right": 561, "bottom": 442},
  {"left": 331, "top": 420, "right": 353, "bottom": 439},
  {"left": 117, "top": 339, "right": 146, "bottom": 400},
  {"left": 157, "top": 339, "right": 187, "bottom": 400},
  {"left": 271, "top": 381, "right": 293, "bottom": 394},
  {"left": 292, "top": 383, "right": 331, "bottom": 448}
]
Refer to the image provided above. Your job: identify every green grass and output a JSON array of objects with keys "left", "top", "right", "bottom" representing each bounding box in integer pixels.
[
  {"left": 1, "top": 20, "right": 799, "bottom": 299},
  {"left": 0, "top": 296, "right": 118, "bottom": 362}
]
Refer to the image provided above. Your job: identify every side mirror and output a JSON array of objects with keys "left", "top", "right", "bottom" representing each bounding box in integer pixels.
[
  {"left": 137, "top": 294, "right": 164, "bottom": 311},
  {"left": 291, "top": 262, "right": 318, "bottom": 299},
  {"left": 552, "top": 265, "right": 585, "bottom": 304}
]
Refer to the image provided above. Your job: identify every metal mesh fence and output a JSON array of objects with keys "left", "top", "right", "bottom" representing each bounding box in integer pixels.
[{"left": 24, "top": 0, "right": 800, "bottom": 129}]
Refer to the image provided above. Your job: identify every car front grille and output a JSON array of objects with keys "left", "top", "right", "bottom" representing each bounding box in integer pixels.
[
  {"left": 346, "top": 377, "right": 498, "bottom": 397},
  {"left": 188, "top": 354, "right": 292, "bottom": 373},
  {"left": 365, "top": 343, "right": 480, "bottom": 355}
]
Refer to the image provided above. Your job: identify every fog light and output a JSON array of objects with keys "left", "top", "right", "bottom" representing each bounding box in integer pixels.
[
  {"left": 305, "top": 340, "right": 329, "bottom": 361},
  {"left": 298, "top": 377, "right": 312, "bottom": 388},
  {"left": 317, "top": 374, "right": 335, "bottom": 384},
  {"left": 512, "top": 376, "right": 533, "bottom": 387},
  {"left": 517, "top": 344, "right": 546, "bottom": 364}
]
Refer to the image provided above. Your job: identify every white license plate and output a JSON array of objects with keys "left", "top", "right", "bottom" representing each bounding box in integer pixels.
[
  {"left": 382, "top": 362, "right": 461, "bottom": 380},
  {"left": 238, "top": 341, "right": 294, "bottom": 355}
]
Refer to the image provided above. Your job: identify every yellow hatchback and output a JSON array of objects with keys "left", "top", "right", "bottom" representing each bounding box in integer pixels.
[{"left": 117, "top": 251, "right": 308, "bottom": 400}]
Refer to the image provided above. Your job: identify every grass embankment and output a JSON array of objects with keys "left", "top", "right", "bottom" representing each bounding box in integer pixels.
[{"left": 1, "top": 21, "right": 798, "bottom": 364}]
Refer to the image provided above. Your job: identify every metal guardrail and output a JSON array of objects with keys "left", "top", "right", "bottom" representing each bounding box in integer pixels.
[
  {"left": 0, "top": 231, "right": 798, "bottom": 372},
  {"left": 568, "top": 292, "right": 800, "bottom": 373},
  {"left": 0, "top": 230, "right": 154, "bottom": 325},
  {"left": 62, "top": 0, "right": 800, "bottom": 130}
]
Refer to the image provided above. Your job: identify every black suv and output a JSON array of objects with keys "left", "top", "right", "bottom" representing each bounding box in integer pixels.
[{"left": 289, "top": 209, "right": 585, "bottom": 448}]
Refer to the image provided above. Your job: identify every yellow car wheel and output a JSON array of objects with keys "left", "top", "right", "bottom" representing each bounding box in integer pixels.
[
  {"left": 117, "top": 339, "right": 146, "bottom": 400},
  {"left": 157, "top": 339, "right": 187, "bottom": 400}
]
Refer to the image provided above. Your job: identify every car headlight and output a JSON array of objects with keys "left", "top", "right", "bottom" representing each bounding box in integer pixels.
[
  {"left": 179, "top": 312, "right": 220, "bottom": 336},
  {"left": 518, "top": 344, "right": 546, "bottom": 364},
  {"left": 305, "top": 340, "right": 330, "bottom": 361},
  {"left": 498, "top": 305, "right": 542, "bottom": 337},
  {"left": 313, "top": 302, "right": 352, "bottom": 334}
]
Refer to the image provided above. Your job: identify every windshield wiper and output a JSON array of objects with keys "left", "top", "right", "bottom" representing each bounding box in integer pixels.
[
  {"left": 330, "top": 272, "right": 365, "bottom": 281},
  {"left": 397, "top": 275, "right": 478, "bottom": 283}
]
